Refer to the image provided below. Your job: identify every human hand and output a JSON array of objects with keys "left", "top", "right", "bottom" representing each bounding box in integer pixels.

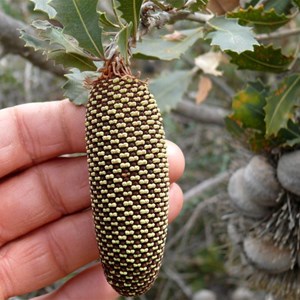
[{"left": 0, "top": 100, "right": 185, "bottom": 300}]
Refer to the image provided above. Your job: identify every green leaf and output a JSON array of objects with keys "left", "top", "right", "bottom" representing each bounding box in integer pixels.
[
  {"left": 20, "top": 30, "right": 56, "bottom": 53},
  {"left": 21, "top": 25, "right": 97, "bottom": 71},
  {"left": 206, "top": 17, "right": 259, "bottom": 53},
  {"left": 165, "top": 0, "right": 185, "bottom": 8},
  {"left": 98, "top": 11, "right": 119, "bottom": 29},
  {"left": 293, "top": 0, "right": 300, "bottom": 9},
  {"left": 265, "top": 74, "right": 300, "bottom": 136},
  {"left": 264, "top": 0, "right": 293, "bottom": 14},
  {"left": 226, "top": 81, "right": 272, "bottom": 152},
  {"left": 230, "top": 80, "right": 268, "bottom": 131},
  {"left": 227, "top": 45, "right": 294, "bottom": 73},
  {"left": 50, "top": 0, "right": 104, "bottom": 58},
  {"left": 227, "top": 6, "right": 290, "bottom": 33},
  {"left": 117, "top": 23, "right": 133, "bottom": 64},
  {"left": 49, "top": 51, "right": 96, "bottom": 70},
  {"left": 133, "top": 28, "right": 203, "bottom": 61},
  {"left": 277, "top": 120, "right": 300, "bottom": 147},
  {"left": 63, "top": 68, "right": 99, "bottom": 105},
  {"left": 188, "top": 0, "right": 208, "bottom": 12},
  {"left": 149, "top": 70, "right": 194, "bottom": 112},
  {"left": 31, "top": 0, "right": 56, "bottom": 18},
  {"left": 118, "top": 0, "right": 143, "bottom": 39},
  {"left": 32, "top": 20, "right": 89, "bottom": 57}
]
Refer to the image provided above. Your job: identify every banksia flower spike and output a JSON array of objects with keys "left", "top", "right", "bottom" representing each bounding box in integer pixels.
[{"left": 85, "top": 55, "right": 169, "bottom": 296}]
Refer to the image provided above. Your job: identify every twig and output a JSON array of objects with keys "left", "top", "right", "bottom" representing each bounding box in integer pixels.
[
  {"left": 167, "top": 194, "right": 222, "bottom": 250},
  {"left": 173, "top": 100, "right": 228, "bottom": 126},
  {"left": 0, "top": 10, "right": 65, "bottom": 76},
  {"left": 184, "top": 171, "right": 231, "bottom": 202},
  {"left": 208, "top": 76, "right": 235, "bottom": 98},
  {"left": 163, "top": 267, "right": 193, "bottom": 299},
  {"left": 257, "top": 28, "right": 300, "bottom": 41}
]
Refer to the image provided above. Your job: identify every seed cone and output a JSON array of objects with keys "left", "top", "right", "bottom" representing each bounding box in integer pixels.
[{"left": 85, "top": 74, "right": 169, "bottom": 296}]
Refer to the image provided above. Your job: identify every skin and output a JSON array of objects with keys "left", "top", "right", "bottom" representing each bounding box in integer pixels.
[{"left": 0, "top": 100, "right": 185, "bottom": 300}]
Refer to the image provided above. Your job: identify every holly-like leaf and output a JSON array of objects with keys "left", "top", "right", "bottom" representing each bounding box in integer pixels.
[
  {"left": 206, "top": 17, "right": 259, "bottom": 53},
  {"left": 149, "top": 70, "right": 194, "bottom": 112},
  {"left": 21, "top": 26, "right": 96, "bottom": 71},
  {"left": 230, "top": 80, "right": 268, "bottom": 131},
  {"left": 228, "top": 6, "right": 290, "bottom": 33},
  {"left": 226, "top": 80, "right": 271, "bottom": 152},
  {"left": 32, "top": 20, "right": 89, "bottom": 57},
  {"left": 31, "top": 0, "right": 56, "bottom": 18},
  {"left": 63, "top": 68, "right": 99, "bottom": 105},
  {"left": 99, "top": 11, "right": 119, "bottom": 29},
  {"left": 227, "top": 45, "right": 294, "bottom": 73},
  {"left": 20, "top": 30, "right": 56, "bottom": 53},
  {"left": 117, "top": 0, "right": 143, "bottom": 39},
  {"left": 277, "top": 120, "right": 300, "bottom": 147},
  {"left": 50, "top": 0, "right": 104, "bottom": 58},
  {"left": 133, "top": 28, "right": 203, "bottom": 61},
  {"left": 265, "top": 74, "right": 300, "bottom": 137},
  {"left": 117, "top": 23, "right": 133, "bottom": 64}
]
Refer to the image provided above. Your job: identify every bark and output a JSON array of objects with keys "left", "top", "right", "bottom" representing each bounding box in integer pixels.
[{"left": 0, "top": 11, "right": 65, "bottom": 76}]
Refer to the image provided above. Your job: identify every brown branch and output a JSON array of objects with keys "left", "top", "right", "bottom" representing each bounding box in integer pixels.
[
  {"left": 184, "top": 171, "right": 231, "bottom": 202},
  {"left": 173, "top": 100, "right": 228, "bottom": 126},
  {"left": 257, "top": 28, "right": 300, "bottom": 41},
  {"left": 0, "top": 11, "right": 65, "bottom": 76}
]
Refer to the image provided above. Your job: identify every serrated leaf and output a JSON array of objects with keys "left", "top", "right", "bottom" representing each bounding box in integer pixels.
[
  {"left": 31, "top": 0, "right": 56, "bottom": 18},
  {"left": 206, "top": 17, "right": 259, "bottom": 53},
  {"left": 49, "top": 51, "right": 96, "bottom": 70},
  {"left": 117, "top": 23, "right": 133, "bottom": 64},
  {"left": 21, "top": 28, "right": 96, "bottom": 71},
  {"left": 225, "top": 116, "right": 269, "bottom": 152},
  {"left": 149, "top": 70, "right": 194, "bottom": 112},
  {"left": 32, "top": 20, "right": 89, "bottom": 57},
  {"left": 227, "top": 45, "right": 294, "bottom": 73},
  {"left": 230, "top": 81, "right": 268, "bottom": 131},
  {"left": 50, "top": 0, "right": 104, "bottom": 58},
  {"left": 265, "top": 74, "right": 300, "bottom": 136},
  {"left": 20, "top": 30, "right": 56, "bottom": 53},
  {"left": 277, "top": 120, "right": 300, "bottom": 147},
  {"left": 133, "top": 28, "right": 203, "bottom": 61},
  {"left": 118, "top": 0, "right": 143, "bottom": 39},
  {"left": 226, "top": 80, "right": 271, "bottom": 152},
  {"left": 98, "top": 11, "right": 119, "bottom": 29},
  {"left": 63, "top": 68, "right": 99, "bottom": 105},
  {"left": 228, "top": 6, "right": 290, "bottom": 33}
]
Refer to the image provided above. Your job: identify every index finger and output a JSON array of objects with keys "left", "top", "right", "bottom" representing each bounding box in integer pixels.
[{"left": 0, "top": 100, "right": 85, "bottom": 178}]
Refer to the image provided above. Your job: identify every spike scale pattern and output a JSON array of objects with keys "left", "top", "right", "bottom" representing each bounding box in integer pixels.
[{"left": 85, "top": 75, "right": 169, "bottom": 296}]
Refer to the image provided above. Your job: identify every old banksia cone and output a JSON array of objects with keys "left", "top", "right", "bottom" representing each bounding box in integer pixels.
[{"left": 85, "top": 59, "right": 169, "bottom": 296}]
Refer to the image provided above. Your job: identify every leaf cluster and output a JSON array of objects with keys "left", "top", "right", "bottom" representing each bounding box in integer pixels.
[
  {"left": 22, "top": 0, "right": 300, "bottom": 150},
  {"left": 226, "top": 75, "right": 300, "bottom": 152}
]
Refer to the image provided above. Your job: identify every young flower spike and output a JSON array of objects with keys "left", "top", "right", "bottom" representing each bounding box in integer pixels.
[{"left": 85, "top": 57, "right": 169, "bottom": 296}]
